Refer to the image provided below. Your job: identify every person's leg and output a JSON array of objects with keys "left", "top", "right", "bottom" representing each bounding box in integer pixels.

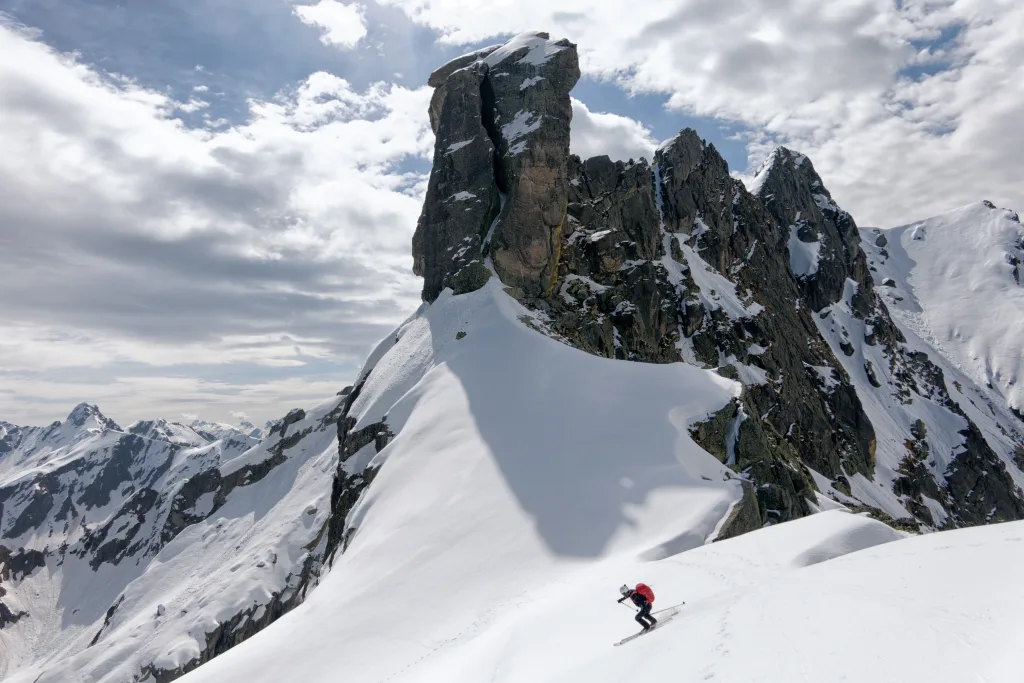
[
  {"left": 634, "top": 609, "right": 648, "bottom": 629},
  {"left": 640, "top": 603, "right": 656, "bottom": 629}
]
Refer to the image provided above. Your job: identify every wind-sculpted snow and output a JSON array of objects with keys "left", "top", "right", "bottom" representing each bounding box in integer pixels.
[{"left": 0, "top": 399, "right": 343, "bottom": 682}]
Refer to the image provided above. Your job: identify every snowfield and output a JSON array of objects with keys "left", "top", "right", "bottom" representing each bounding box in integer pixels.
[
  {"left": 169, "top": 281, "right": 1023, "bottom": 683},
  {"left": 865, "top": 202, "right": 1024, "bottom": 415}
]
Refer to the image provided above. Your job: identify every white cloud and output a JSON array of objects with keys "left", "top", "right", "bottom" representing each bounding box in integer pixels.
[
  {"left": 570, "top": 98, "right": 656, "bottom": 162},
  {"left": 177, "top": 97, "right": 209, "bottom": 113},
  {"left": 377, "top": 0, "right": 1024, "bottom": 227},
  {"left": 0, "top": 23, "right": 432, "bottom": 423},
  {"left": 293, "top": 1, "right": 368, "bottom": 49}
]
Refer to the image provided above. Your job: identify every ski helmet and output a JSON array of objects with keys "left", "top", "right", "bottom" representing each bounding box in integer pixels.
[{"left": 619, "top": 584, "right": 631, "bottom": 596}]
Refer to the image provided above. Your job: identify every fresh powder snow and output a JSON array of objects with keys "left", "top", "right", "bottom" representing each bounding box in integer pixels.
[{"left": 482, "top": 32, "right": 566, "bottom": 67}]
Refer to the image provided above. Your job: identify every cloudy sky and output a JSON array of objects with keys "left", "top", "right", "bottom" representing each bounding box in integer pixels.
[{"left": 1, "top": 0, "right": 1020, "bottom": 427}]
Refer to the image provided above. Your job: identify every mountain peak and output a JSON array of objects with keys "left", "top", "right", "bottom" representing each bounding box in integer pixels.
[
  {"left": 748, "top": 146, "right": 817, "bottom": 197},
  {"left": 65, "top": 403, "right": 120, "bottom": 431}
]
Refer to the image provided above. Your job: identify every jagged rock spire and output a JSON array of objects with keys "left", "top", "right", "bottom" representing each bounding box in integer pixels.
[{"left": 412, "top": 32, "right": 580, "bottom": 301}]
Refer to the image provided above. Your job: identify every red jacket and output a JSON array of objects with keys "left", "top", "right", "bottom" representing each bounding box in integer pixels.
[{"left": 635, "top": 583, "right": 655, "bottom": 603}]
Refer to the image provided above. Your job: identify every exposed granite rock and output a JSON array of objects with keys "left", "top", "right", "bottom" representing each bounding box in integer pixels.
[
  {"left": 655, "top": 133, "right": 876, "bottom": 480},
  {"left": 0, "top": 545, "right": 46, "bottom": 581},
  {"left": 413, "top": 32, "right": 580, "bottom": 302},
  {"left": 538, "top": 156, "right": 679, "bottom": 361},
  {"left": 713, "top": 481, "right": 763, "bottom": 541},
  {"left": 657, "top": 129, "right": 734, "bottom": 238},
  {"left": 689, "top": 397, "right": 815, "bottom": 526},
  {"left": 0, "top": 585, "right": 28, "bottom": 629},
  {"left": 893, "top": 426, "right": 945, "bottom": 527},
  {"left": 0, "top": 547, "right": 46, "bottom": 628},
  {"left": 945, "top": 422, "right": 1024, "bottom": 525}
]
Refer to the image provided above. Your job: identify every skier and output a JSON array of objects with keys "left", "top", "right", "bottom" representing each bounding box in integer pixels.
[{"left": 617, "top": 583, "right": 657, "bottom": 631}]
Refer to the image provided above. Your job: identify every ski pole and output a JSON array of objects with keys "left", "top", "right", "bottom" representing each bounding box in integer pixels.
[{"left": 653, "top": 601, "right": 685, "bottom": 616}]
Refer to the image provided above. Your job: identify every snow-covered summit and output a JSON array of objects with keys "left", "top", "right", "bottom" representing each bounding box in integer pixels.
[
  {"left": 65, "top": 402, "right": 121, "bottom": 431},
  {"left": 481, "top": 31, "right": 569, "bottom": 67}
]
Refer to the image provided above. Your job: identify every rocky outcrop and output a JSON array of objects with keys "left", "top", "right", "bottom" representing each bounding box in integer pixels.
[
  {"left": 413, "top": 63, "right": 500, "bottom": 301},
  {"left": 325, "top": 378, "right": 393, "bottom": 563},
  {"left": 412, "top": 32, "right": 580, "bottom": 301},
  {"left": 657, "top": 134, "right": 877, "bottom": 482},
  {"left": 752, "top": 148, "right": 872, "bottom": 312}
]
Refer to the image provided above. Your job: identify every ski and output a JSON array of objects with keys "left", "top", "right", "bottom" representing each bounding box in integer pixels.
[{"left": 613, "top": 607, "right": 680, "bottom": 646}]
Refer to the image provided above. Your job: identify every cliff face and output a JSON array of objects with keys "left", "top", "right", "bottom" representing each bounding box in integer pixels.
[
  {"left": 335, "top": 33, "right": 1024, "bottom": 543},
  {"left": 412, "top": 32, "right": 580, "bottom": 301}
]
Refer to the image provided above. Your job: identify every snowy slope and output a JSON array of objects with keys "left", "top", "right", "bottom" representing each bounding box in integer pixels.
[
  {"left": 0, "top": 398, "right": 343, "bottom": 682},
  {"left": 168, "top": 279, "right": 759, "bottom": 683},
  {"left": 806, "top": 201, "right": 1024, "bottom": 524},
  {"left": 176, "top": 490, "right": 1022, "bottom": 683},
  {"left": 864, "top": 201, "right": 1024, "bottom": 416}
]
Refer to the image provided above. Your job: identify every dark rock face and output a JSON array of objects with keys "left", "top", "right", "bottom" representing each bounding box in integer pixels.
[
  {"left": 753, "top": 148, "right": 872, "bottom": 313},
  {"left": 538, "top": 155, "right": 679, "bottom": 362},
  {"left": 413, "top": 65, "right": 500, "bottom": 302},
  {"left": 946, "top": 423, "right": 1024, "bottom": 524},
  {"left": 655, "top": 133, "right": 877, "bottom": 482},
  {"left": 413, "top": 32, "right": 580, "bottom": 301},
  {"left": 714, "top": 481, "right": 763, "bottom": 540},
  {"left": 325, "top": 374, "right": 392, "bottom": 563}
]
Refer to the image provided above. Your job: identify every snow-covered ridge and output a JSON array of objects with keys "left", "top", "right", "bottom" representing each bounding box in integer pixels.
[
  {"left": 170, "top": 277, "right": 781, "bottom": 683},
  {"left": 169, "top": 272, "right": 1024, "bottom": 683}
]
